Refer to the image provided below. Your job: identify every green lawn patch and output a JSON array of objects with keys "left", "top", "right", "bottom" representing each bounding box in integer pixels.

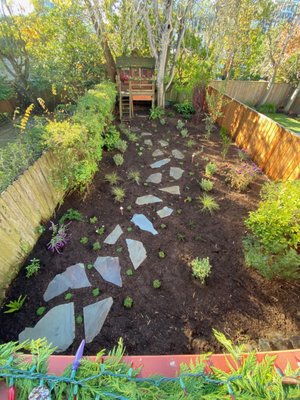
[{"left": 263, "top": 113, "right": 300, "bottom": 135}]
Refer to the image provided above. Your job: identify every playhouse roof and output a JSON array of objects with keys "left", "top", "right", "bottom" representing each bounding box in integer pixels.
[{"left": 116, "top": 56, "right": 155, "bottom": 69}]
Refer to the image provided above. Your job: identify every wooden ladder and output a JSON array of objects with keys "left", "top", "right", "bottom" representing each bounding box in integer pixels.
[{"left": 119, "top": 92, "right": 131, "bottom": 121}]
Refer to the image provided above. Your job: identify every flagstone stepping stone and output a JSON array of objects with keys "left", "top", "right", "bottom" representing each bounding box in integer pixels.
[
  {"left": 131, "top": 214, "right": 158, "bottom": 235},
  {"left": 104, "top": 224, "right": 123, "bottom": 245},
  {"left": 159, "top": 186, "right": 181, "bottom": 195},
  {"left": 170, "top": 167, "right": 184, "bottom": 180},
  {"left": 19, "top": 303, "right": 75, "bottom": 352},
  {"left": 141, "top": 132, "right": 152, "bottom": 136},
  {"left": 144, "top": 139, "right": 153, "bottom": 146},
  {"left": 43, "top": 264, "right": 91, "bottom": 301},
  {"left": 94, "top": 256, "right": 122, "bottom": 287},
  {"left": 136, "top": 195, "right": 162, "bottom": 205},
  {"left": 131, "top": 126, "right": 140, "bottom": 132},
  {"left": 83, "top": 297, "right": 113, "bottom": 343},
  {"left": 152, "top": 149, "right": 164, "bottom": 157},
  {"left": 172, "top": 149, "right": 184, "bottom": 159},
  {"left": 126, "top": 239, "right": 147, "bottom": 270},
  {"left": 159, "top": 140, "right": 168, "bottom": 147},
  {"left": 150, "top": 158, "right": 171, "bottom": 169},
  {"left": 157, "top": 206, "right": 174, "bottom": 218},
  {"left": 146, "top": 173, "right": 162, "bottom": 184}
]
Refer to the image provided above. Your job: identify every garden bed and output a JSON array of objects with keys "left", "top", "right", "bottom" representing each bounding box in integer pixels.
[{"left": 0, "top": 111, "right": 299, "bottom": 355}]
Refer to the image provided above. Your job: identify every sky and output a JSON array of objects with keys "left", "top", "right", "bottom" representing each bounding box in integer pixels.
[{"left": 7, "top": 0, "right": 34, "bottom": 14}]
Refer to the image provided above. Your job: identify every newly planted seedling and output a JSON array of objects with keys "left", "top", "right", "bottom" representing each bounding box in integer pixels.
[
  {"left": 184, "top": 196, "right": 192, "bottom": 203},
  {"left": 190, "top": 257, "right": 212, "bottom": 284},
  {"left": 47, "top": 221, "right": 69, "bottom": 254},
  {"left": 115, "top": 139, "right": 128, "bottom": 153},
  {"left": 4, "top": 295, "right": 27, "bottom": 314},
  {"left": 158, "top": 250, "right": 166, "bottom": 259},
  {"left": 176, "top": 119, "right": 185, "bottom": 130},
  {"left": 186, "top": 139, "right": 196, "bottom": 148},
  {"left": 199, "top": 178, "right": 214, "bottom": 192},
  {"left": 36, "top": 306, "right": 46, "bottom": 316},
  {"left": 128, "top": 170, "right": 141, "bottom": 185},
  {"left": 152, "top": 279, "right": 161, "bottom": 289},
  {"left": 177, "top": 209, "right": 183, "bottom": 215},
  {"left": 25, "top": 258, "right": 40, "bottom": 278},
  {"left": 180, "top": 128, "right": 189, "bottom": 138},
  {"left": 125, "top": 131, "right": 138, "bottom": 142},
  {"left": 96, "top": 226, "right": 105, "bottom": 235},
  {"left": 127, "top": 205, "right": 132, "bottom": 211},
  {"left": 65, "top": 292, "right": 73, "bottom": 300},
  {"left": 92, "top": 288, "right": 100, "bottom": 297},
  {"left": 127, "top": 227, "right": 133, "bottom": 232},
  {"left": 126, "top": 269, "right": 133, "bottom": 276},
  {"left": 92, "top": 241, "right": 102, "bottom": 251},
  {"left": 59, "top": 209, "right": 83, "bottom": 225},
  {"left": 160, "top": 223, "right": 167, "bottom": 229},
  {"left": 205, "top": 162, "right": 217, "bottom": 177},
  {"left": 113, "top": 153, "right": 124, "bottom": 166},
  {"left": 86, "top": 263, "right": 94, "bottom": 270},
  {"left": 160, "top": 118, "right": 166, "bottom": 125},
  {"left": 123, "top": 296, "right": 134, "bottom": 308},
  {"left": 34, "top": 224, "right": 45, "bottom": 235},
  {"left": 105, "top": 172, "right": 121, "bottom": 185},
  {"left": 116, "top": 246, "right": 123, "bottom": 253},
  {"left": 198, "top": 194, "right": 220, "bottom": 214},
  {"left": 112, "top": 186, "right": 125, "bottom": 202},
  {"left": 89, "top": 216, "right": 98, "bottom": 224},
  {"left": 80, "top": 236, "right": 89, "bottom": 245},
  {"left": 76, "top": 314, "right": 83, "bottom": 324},
  {"left": 177, "top": 233, "right": 186, "bottom": 242}
]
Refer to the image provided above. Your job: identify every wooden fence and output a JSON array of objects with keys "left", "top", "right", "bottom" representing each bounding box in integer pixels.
[
  {"left": 209, "top": 86, "right": 300, "bottom": 180},
  {"left": 0, "top": 151, "right": 63, "bottom": 302}
]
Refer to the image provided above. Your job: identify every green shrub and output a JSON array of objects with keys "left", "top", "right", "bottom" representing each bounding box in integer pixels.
[
  {"left": 149, "top": 106, "right": 164, "bottom": 120},
  {"left": 113, "top": 154, "right": 124, "bottom": 166},
  {"left": 176, "top": 119, "right": 185, "bottom": 130},
  {"left": 112, "top": 186, "right": 125, "bottom": 202},
  {"left": 25, "top": 258, "right": 40, "bottom": 278},
  {"left": 59, "top": 208, "right": 83, "bottom": 225},
  {"left": 190, "top": 257, "right": 212, "bottom": 284},
  {"left": 174, "top": 102, "right": 195, "bottom": 118},
  {"left": 199, "top": 178, "right": 214, "bottom": 192},
  {"left": 257, "top": 103, "right": 276, "bottom": 114},
  {"left": 226, "top": 162, "right": 259, "bottom": 192},
  {"left": 114, "top": 139, "right": 128, "bottom": 153},
  {"left": 103, "top": 125, "right": 120, "bottom": 150},
  {"left": 198, "top": 194, "right": 220, "bottom": 214},
  {"left": 244, "top": 181, "right": 300, "bottom": 279},
  {"left": 44, "top": 81, "right": 116, "bottom": 192},
  {"left": 205, "top": 162, "right": 217, "bottom": 177},
  {"left": 105, "top": 172, "right": 121, "bottom": 185}
]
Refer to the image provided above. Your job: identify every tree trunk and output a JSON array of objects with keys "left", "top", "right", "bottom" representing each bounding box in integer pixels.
[
  {"left": 258, "top": 66, "right": 278, "bottom": 106},
  {"left": 284, "top": 82, "right": 300, "bottom": 113}
]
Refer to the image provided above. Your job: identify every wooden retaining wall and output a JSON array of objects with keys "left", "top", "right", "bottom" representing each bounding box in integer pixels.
[
  {"left": 0, "top": 151, "right": 63, "bottom": 302},
  {"left": 209, "top": 87, "right": 300, "bottom": 180}
]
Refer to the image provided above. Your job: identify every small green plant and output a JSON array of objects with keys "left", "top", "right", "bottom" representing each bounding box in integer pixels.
[
  {"left": 25, "top": 258, "right": 40, "bottom": 278},
  {"left": 205, "top": 162, "right": 217, "bottom": 177},
  {"left": 123, "top": 296, "right": 134, "bottom": 308},
  {"left": 152, "top": 279, "right": 161, "bottom": 289},
  {"left": 4, "top": 295, "right": 27, "bottom": 313},
  {"left": 103, "top": 125, "right": 121, "bottom": 150},
  {"left": 80, "top": 236, "right": 89, "bottom": 245},
  {"left": 186, "top": 139, "right": 196, "bottom": 148},
  {"left": 116, "top": 246, "right": 123, "bottom": 253},
  {"left": 176, "top": 119, "right": 185, "bottom": 130},
  {"left": 59, "top": 209, "right": 83, "bottom": 225},
  {"left": 76, "top": 314, "right": 83, "bottom": 324},
  {"left": 92, "top": 241, "right": 102, "bottom": 251},
  {"left": 115, "top": 139, "right": 128, "bottom": 153},
  {"left": 34, "top": 224, "right": 45, "bottom": 235},
  {"left": 126, "top": 205, "right": 132, "bottom": 211},
  {"left": 199, "top": 178, "right": 214, "bottom": 192},
  {"left": 190, "top": 257, "right": 212, "bottom": 284},
  {"left": 127, "top": 227, "right": 133, "bottom": 232},
  {"left": 105, "top": 172, "right": 121, "bottom": 185},
  {"left": 65, "top": 292, "right": 73, "bottom": 300},
  {"left": 96, "top": 226, "right": 105, "bottom": 235},
  {"left": 158, "top": 250, "right": 166, "bottom": 259},
  {"left": 112, "top": 186, "right": 125, "bottom": 202},
  {"left": 180, "top": 128, "right": 189, "bottom": 138},
  {"left": 166, "top": 111, "right": 175, "bottom": 117},
  {"left": 159, "top": 118, "right": 166, "bottom": 125},
  {"left": 36, "top": 306, "right": 46, "bottom": 316},
  {"left": 92, "top": 288, "right": 100, "bottom": 297},
  {"left": 184, "top": 196, "right": 192, "bottom": 203},
  {"left": 203, "top": 114, "right": 214, "bottom": 139},
  {"left": 226, "top": 162, "right": 260, "bottom": 192},
  {"left": 89, "top": 216, "right": 98, "bottom": 224},
  {"left": 174, "top": 102, "right": 195, "bottom": 118},
  {"left": 198, "top": 194, "right": 220, "bottom": 214},
  {"left": 126, "top": 268, "right": 133, "bottom": 276},
  {"left": 177, "top": 233, "right": 186, "bottom": 242},
  {"left": 149, "top": 106, "right": 164, "bottom": 120},
  {"left": 257, "top": 103, "right": 276, "bottom": 114},
  {"left": 125, "top": 131, "right": 138, "bottom": 142},
  {"left": 113, "top": 153, "right": 124, "bottom": 166},
  {"left": 219, "top": 127, "right": 231, "bottom": 158},
  {"left": 160, "top": 223, "right": 167, "bottom": 229},
  {"left": 86, "top": 263, "right": 94, "bottom": 270},
  {"left": 177, "top": 208, "right": 182, "bottom": 215},
  {"left": 128, "top": 170, "right": 141, "bottom": 185}
]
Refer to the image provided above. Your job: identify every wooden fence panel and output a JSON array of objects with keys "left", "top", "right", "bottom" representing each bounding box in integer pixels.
[
  {"left": 0, "top": 151, "right": 63, "bottom": 302},
  {"left": 209, "top": 87, "right": 300, "bottom": 181}
]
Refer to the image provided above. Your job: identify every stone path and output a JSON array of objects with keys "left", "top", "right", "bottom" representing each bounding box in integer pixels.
[{"left": 19, "top": 129, "right": 186, "bottom": 351}]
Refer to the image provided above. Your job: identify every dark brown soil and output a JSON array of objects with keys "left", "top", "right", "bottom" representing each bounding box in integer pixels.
[{"left": 1, "top": 111, "right": 299, "bottom": 355}]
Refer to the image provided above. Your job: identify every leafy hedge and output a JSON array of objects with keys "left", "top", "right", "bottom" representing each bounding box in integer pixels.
[
  {"left": 0, "top": 81, "right": 116, "bottom": 194},
  {"left": 243, "top": 180, "right": 300, "bottom": 279}
]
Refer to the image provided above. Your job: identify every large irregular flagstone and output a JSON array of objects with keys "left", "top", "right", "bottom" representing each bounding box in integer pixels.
[
  {"left": 144, "top": 139, "right": 153, "bottom": 146},
  {"left": 84, "top": 297, "right": 113, "bottom": 343},
  {"left": 19, "top": 303, "right": 75, "bottom": 352},
  {"left": 146, "top": 173, "right": 162, "bottom": 184},
  {"left": 104, "top": 224, "right": 123, "bottom": 245},
  {"left": 172, "top": 149, "right": 184, "bottom": 159},
  {"left": 126, "top": 239, "right": 147, "bottom": 270},
  {"left": 94, "top": 256, "right": 122, "bottom": 287},
  {"left": 159, "top": 186, "right": 181, "bottom": 195},
  {"left": 43, "top": 264, "right": 91, "bottom": 301},
  {"left": 150, "top": 158, "right": 171, "bottom": 169},
  {"left": 159, "top": 140, "right": 168, "bottom": 147},
  {"left": 136, "top": 195, "right": 162, "bottom": 205},
  {"left": 152, "top": 149, "right": 164, "bottom": 157},
  {"left": 131, "top": 214, "right": 158, "bottom": 235},
  {"left": 157, "top": 206, "right": 174, "bottom": 218},
  {"left": 170, "top": 167, "right": 184, "bottom": 180}
]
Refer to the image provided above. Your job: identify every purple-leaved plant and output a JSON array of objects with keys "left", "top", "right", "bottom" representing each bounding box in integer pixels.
[{"left": 47, "top": 221, "right": 70, "bottom": 254}]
